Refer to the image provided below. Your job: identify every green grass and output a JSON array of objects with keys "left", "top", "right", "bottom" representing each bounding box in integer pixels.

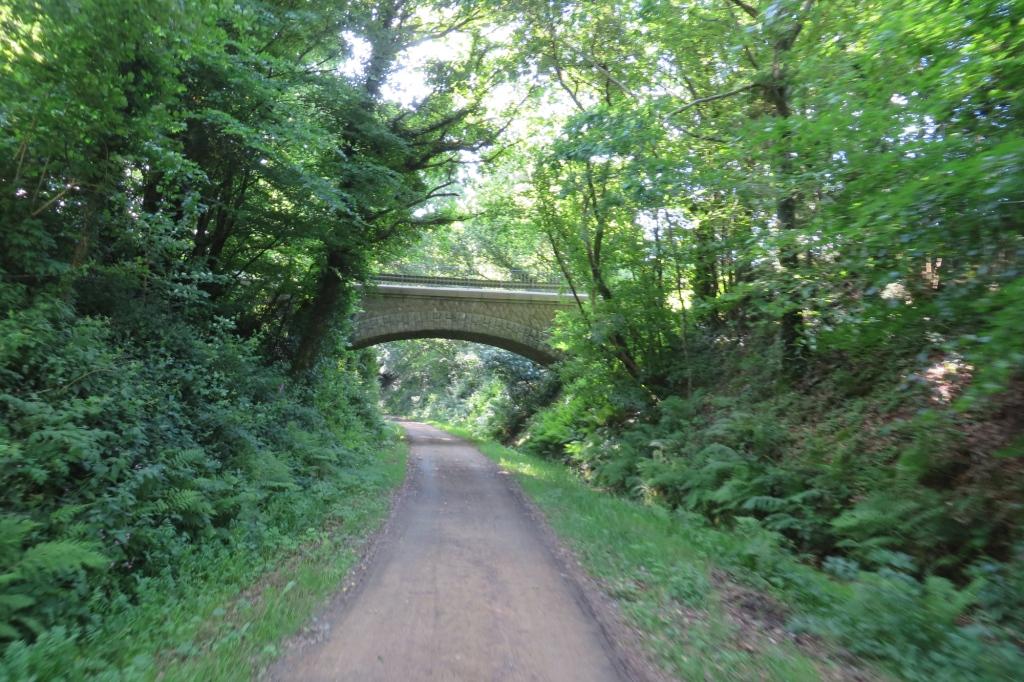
[
  {"left": 157, "top": 435, "right": 407, "bottom": 681},
  {"left": 429, "top": 422, "right": 860, "bottom": 681},
  {"left": 0, "top": 430, "right": 408, "bottom": 682}
]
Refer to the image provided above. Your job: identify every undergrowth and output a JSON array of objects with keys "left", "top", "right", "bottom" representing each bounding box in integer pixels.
[
  {"left": 0, "top": 426, "right": 406, "bottom": 681},
  {"left": 503, "top": 355, "right": 1024, "bottom": 679},
  {"left": 0, "top": 283, "right": 404, "bottom": 679},
  {"left": 441, "top": 423, "right": 1022, "bottom": 681}
]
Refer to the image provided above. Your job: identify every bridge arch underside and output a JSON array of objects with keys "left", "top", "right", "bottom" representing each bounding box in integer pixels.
[{"left": 350, "top": 313, "right": 559, "bottom": 365}]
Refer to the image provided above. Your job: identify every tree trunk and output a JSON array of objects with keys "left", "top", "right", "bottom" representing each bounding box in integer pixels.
[
  {"left": 290, "top": 247, "right": 351, "bottom": 376},
  {"left": 764, "top": 2, "right": 815, "bottom": 376},
  {"left": 694, "top": 218, "right": 721, "bottom": 324},
  {"left": 777, "top": 189, "right": 803, "bottom": 374}
]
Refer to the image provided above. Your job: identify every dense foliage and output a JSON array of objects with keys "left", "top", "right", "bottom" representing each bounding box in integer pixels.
[
  {"left": 503, "top": 0, "right": 1024, "bottom": 575},
  {"left": 377, "top": 0, "right": 1024, "bottom": 677},
  {"left": 0, "top": 0, "right": 499, "bottom": 673}
]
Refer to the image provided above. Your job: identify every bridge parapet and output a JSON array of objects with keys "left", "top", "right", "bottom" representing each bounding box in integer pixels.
[{"left": 371, "top": 273, "right": 563, "bottom": 292}]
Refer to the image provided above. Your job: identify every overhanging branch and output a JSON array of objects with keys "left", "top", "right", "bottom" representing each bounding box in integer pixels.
[{"left": 668, "top": 83, "right": 758, "bottom": 117}]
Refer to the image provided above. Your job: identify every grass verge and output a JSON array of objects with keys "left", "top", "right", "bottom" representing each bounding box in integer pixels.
[{"left": 429, "top": 422, "right": 870, "bottom": 682}]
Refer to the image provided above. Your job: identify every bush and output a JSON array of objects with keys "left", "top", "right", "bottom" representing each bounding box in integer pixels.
[
  {"left": 795, "top": 568, "right": 1021, "bottom": 681},
  {"left": 0, "top": 289, "right": 386, "bottom": 651},
  {"left": 523, "top": 395, "right": 587, "bottom": 460}
]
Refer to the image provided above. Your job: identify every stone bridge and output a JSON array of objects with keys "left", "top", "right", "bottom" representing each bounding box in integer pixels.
[{"left": 350, "top": 275, "right": 577, "bottom": 364}]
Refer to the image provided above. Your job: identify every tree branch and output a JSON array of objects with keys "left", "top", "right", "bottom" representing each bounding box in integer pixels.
[
  {"left": 587, "top": 60, "right": 637, "bottom": 100},
  {"left": 727, "top": 0, "right": 759, "bottom": 20},
  {"left": 668, "top": 83, "right": 758, "bottom": 117}
]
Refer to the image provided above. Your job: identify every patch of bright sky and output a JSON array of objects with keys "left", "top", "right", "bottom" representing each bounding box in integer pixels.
[
  {"left": 341, "top": 20, "right": 517, "bottom": 110},
  {"left": 340, "top": 20, "right": 571, "bottom": 136},
  {"left": 339, "top": 30, "right": 450, "bottom": 106},
  {"left": 385, "top": 32, "right": 475, "bottom": 106},
  {"left": 339, "top": 31, "right": 371, "bottom": 79},
  {"left": 339, "top": 16, "right": 581, "bottom": 219}
]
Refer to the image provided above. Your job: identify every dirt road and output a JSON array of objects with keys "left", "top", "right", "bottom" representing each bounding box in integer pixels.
[{"left": 269, "top": 421, "right": 628, "bottom": 681}]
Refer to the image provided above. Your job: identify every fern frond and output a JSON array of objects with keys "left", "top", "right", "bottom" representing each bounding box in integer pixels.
[
  {"left": 742, "top": 496, "right": 787, "bottom": 512},
  {"left": 18, "top": 541, "right": 107, "bottom": 574}
]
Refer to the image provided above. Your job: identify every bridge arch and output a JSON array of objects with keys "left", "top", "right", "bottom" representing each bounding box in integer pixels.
[
  {"left": 350, "top": 279, "right": 576, "bottom": 365},
  {"left": 351, "top": 312, "right": 557, "bottom": 364}
]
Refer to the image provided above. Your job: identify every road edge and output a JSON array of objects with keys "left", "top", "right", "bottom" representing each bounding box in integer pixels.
[{"left": 261, "top": 424, "right": 416, "bottom": 679}]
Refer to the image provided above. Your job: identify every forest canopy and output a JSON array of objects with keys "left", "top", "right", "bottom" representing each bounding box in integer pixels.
[{"left": 1, "top": 0, "right": 1023, "bottom": 679}]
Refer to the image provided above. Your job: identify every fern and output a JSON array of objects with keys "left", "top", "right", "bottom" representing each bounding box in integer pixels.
[
  {"left": 18, "top": 542, "right": 107, "bottom": 574},
  {"left": 742, "top": 495, "right": 788, "bottom": 513},
  {"left": 0, "top": 515, "right": 107, "bottom": 641}
]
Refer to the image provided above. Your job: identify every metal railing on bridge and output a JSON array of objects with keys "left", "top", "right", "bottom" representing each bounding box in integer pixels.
[{"left": 370, "top": 265, "right": 564, "bottom": 292}]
